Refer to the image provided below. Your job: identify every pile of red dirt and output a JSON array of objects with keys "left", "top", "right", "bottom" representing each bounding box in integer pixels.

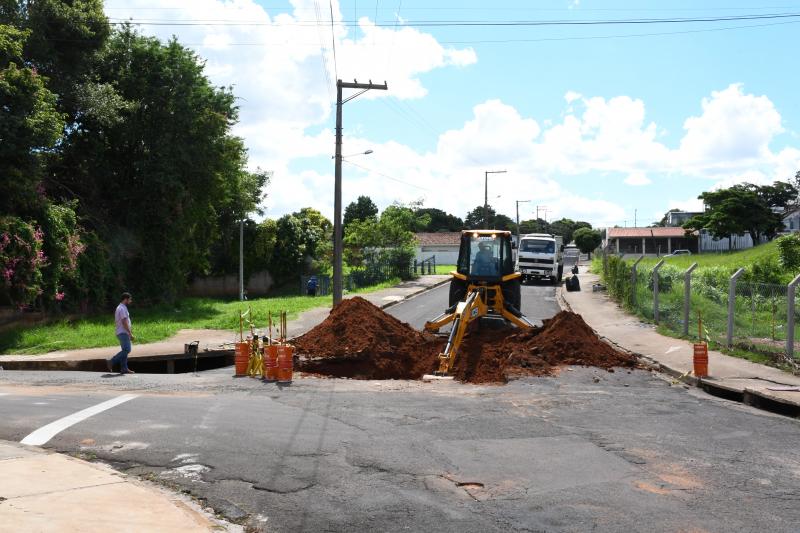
[
  {"left": 451, "top": 311, "right": 639, "bottom": 384},
  {"left": 292, "top": 297, "right": 441, "bottom": 380},
  {"left": 292, "top": 298, "right": 638, "bottom": 384}
]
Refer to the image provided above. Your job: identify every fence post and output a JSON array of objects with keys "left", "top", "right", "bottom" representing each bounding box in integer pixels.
[
  {"left": 631, "top": 255, "right": 644, "bottom": 306},
  {"left": 786, "top": 273, "right": 800, "bottom": 357},
  {"left": 683, "top": 262, "right": 698, "bottom": 336},
  {"left": 727, "top": 268, "right": 745, "bottom": 347},
  {"left": 652, "top": 259, "right": 665, "bottom": 324}
]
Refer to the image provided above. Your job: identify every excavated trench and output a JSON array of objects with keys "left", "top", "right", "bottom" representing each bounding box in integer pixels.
[{"left": 293, "top": 297, "right": 639, "bottom": 384}]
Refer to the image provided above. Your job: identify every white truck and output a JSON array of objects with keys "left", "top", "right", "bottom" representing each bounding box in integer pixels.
[{"left": 516, "top": 233, "right": 564, "bottom": 285}]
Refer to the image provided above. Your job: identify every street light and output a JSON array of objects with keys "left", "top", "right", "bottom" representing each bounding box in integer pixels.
[
  {"left": 332, "top": 149, "right": 373, "bottom": 159},
  {"left": 484, "top": 170, "right": 507, "bottom": 229},
  {"left": 515, "top": 199, "right": 531, "bottom": 245}
]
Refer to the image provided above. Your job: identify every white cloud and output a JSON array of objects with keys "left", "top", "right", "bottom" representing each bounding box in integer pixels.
[
  {"left": 624, "top": 172, "right": 652, "bottom": 186},
  {"left": 679, "top": 83, "right": 783, "bottom": 171},
  {"left": 98, "top": 3, "right": 798, "bottom": 226}
]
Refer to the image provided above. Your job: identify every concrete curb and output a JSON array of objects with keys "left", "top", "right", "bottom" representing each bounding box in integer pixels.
[
  {"left": 556, "top": 268, "right": 800, "bottom": 418},
  {"left": 377, "top": 276, "right": 451, "bottom": 310}
]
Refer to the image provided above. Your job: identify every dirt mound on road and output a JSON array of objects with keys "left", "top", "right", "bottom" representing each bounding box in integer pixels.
[
  {"left": 292, "top": 297, "right": 440, "bottom": 380},
  {"left": 293, "top": 298, "right": 637, "bottom": 384},
  {"left": 452, "top": 311, "right": 639, "bottom": 384}
]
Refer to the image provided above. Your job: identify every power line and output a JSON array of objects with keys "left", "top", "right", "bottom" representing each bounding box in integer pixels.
[
  {"left": 342, "top": 159, "right": 429, "bottom": 190},
  {"left": 39, "top": 18, "right": 800, "bottom": 47},
  {"left": 313, "top": 0, "right": 334, "bottom": 102},
  {"left": 439, "top": 19, "right": 800, "bottom": 44},
  {"left": 328, "top": 0, "right": 338, "bottom": 81},
  {"left": 106, "top": 11, "right": 800, "bottom": 27}
]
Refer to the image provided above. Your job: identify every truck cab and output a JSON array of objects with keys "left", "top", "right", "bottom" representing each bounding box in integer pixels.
[{"left": 516, "top": 233, "right": 564, "bottom": 285}]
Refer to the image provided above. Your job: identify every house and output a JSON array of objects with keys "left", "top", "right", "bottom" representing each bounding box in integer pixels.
[
  {"left": 606, "top": 227, "right": 698, "bottom": 256},
  {"left": 415, "top": 232, "right": 461, "bottom": 265},
  {"left": 666, "top": 210, "right": 702, "bottom": 227},
  {"left": 783, "top": 208, "right": 800, "bottom": 232}
]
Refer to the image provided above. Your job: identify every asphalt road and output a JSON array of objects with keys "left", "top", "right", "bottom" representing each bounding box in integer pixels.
[
  {"left": 385, "top": 278, "right": 561, "bottom": 329},
  {"left": 2, "top": 276, "right": 800, "bottom": 532}
]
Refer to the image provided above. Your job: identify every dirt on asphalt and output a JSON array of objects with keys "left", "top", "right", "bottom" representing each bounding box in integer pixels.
[{"left": 293, "top": 297, "right": 639, "bottom": 384}]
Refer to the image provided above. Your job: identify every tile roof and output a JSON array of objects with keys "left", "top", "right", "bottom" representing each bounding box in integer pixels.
[
  {"left": 607, "top": 227, "right": 697, "bottom": 238},
  {"left": 415, "top": 232, "right": 462, "bottom": 246}
]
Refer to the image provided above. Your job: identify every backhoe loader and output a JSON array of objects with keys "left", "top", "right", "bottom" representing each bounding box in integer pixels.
[{"left": 424, "top": 230, "right": 534, "bottom": 375}]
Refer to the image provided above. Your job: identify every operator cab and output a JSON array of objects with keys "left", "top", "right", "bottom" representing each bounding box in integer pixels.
[{"left": 456, "top": 230, "right": 515, "bottom": 282}]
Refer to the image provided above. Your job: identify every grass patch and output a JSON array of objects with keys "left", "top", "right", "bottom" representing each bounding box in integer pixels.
[
  {"left": 0, "top": 278, "right": 402, "bottom": 355},
  {"left": 638, "top": 240, "right": 779, "bottom": 269},
  {"left": 434, "top": 264, "right": 457, "bottom": 275}
]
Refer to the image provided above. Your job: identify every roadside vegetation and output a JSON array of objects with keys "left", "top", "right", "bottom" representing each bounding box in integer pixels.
[
  {"left": 0, "top": 279, "right": 400, "bottom": 355},
  {"left": 594, "top": 237, "right": 800, "bottom": 370}
]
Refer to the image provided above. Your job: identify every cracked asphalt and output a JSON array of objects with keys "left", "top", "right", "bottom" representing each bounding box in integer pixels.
[{"left": 2, "top": 278, "right": 800, "bottom": 531}]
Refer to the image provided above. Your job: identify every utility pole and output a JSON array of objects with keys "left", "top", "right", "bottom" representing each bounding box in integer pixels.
[
  {"left": 483, "top": 170, "right": 507, "bottom": 229},
  {"left": 239, "top": 220, "right": 244, "bottom": 301},
  {"left": 516, "top": 199, "right": 530, "bottom": 245},
  {"left": 634, "top": 209, "right": 637, "bottom": 228},
  {"left": 536, "top": 205, "right": 549, "bottom": 223},
  {"left": 334, "top": 79, "right": 388, "bottom": 306}
]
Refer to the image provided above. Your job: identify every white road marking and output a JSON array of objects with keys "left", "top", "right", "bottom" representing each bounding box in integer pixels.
[
  {"left": 0, "top": 393, "right": 10, "bottom": 396},
  {"left": 21, "top": 394, "right": 139, "bottom": 446}
]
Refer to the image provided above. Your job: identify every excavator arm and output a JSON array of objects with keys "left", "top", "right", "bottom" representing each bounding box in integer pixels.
[{"left": 424, "top": 285, "right": 533, "bottom": 376}]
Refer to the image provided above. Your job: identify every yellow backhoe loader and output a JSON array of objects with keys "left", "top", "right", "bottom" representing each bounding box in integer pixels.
[{"left": 424, "top": 230, "right": 534, "bottom": 375}]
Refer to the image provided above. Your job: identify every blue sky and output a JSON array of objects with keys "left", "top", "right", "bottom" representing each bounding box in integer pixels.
[{"left": 104, "top": 0, "right": 800, "bottom": 227}]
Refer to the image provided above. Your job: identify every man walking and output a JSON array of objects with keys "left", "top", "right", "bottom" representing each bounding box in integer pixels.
[{"left": 108, "top": 292, "right": 135, "bottom": 374}]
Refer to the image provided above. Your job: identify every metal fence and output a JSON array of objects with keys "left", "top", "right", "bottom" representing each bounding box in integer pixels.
[
  {"left": 300, "top": 257, "right": 415, "bottom": 296},
  {"left": 600, "top": 248, "right": 800, "bottom": 363},
  {"left": 414, "top": 255, "right": 437, "bottom": 275}
]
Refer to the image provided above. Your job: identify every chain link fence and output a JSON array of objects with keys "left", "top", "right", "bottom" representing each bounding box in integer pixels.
[{"left": 599, "top": 249, "right": 800, "bottom": 365}]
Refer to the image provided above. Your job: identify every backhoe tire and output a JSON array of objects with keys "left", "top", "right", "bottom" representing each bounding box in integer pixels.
[
  {"left": 502, "top": 278, "right": 522, "bottom": 314},
  {"left": 448, "top": 278, "right": 468, "bottom": 308}
]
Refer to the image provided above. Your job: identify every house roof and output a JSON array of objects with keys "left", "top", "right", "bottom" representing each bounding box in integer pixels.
[
  {"left": 415, "top": 232, "right": 461, "bottom": 246},
  {"left": 607, "top": 227, "right": 697, "bottom": 239}
]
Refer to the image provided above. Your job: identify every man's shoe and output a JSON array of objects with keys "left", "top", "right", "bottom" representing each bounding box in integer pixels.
[{"left": 121, "top": 369, "right": 135, "bottom": 374}]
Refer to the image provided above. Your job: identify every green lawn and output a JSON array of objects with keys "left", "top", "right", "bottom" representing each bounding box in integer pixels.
[
  {"left": 0, "top": 278, "right": 400, "bottom": 355},
  {"left": 638, "top": 240, "right": 779, "bottom": 269},
  {"left": 434, "top": 264, "right": 457, "bottom": 275}
]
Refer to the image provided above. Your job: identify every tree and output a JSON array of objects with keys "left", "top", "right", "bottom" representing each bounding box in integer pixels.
[
  {"left": 415, "top": 207, "right": 463, "bottom": 232},
  {"left": 464, "top": 205, "right": 513, "bottom": 230},
  {"left": 0, "top": 24, "right": 63, "bottom": 216},
  {"left": 573, "top": 228, "right": 602, "bottom": 259},
  {"left": 344, "top": 204, "right": 419, "bottom": 277},
  {"left": 52, "top": 29, "right": 268, "bottom": 302},
  {"left": 343, "top": 195, "right": 378, "bottom": 228},
  {"left": 745, "top": 181, "right": 797, "bottom": 210},
  {"left": 549, "top": 218, "right": 578, "bottom": 244},
  {"left": 683, "top": 185, "right": 783, "bottom": 246},
  {"left": 519, "top": 218, "right": 550, "bottom": 234}
]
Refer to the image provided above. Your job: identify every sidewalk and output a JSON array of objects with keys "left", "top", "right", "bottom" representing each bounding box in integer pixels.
[
  {"left": 0, "top": 440, "right": 226, "bottom": 532},
  {"left": 561, "top": 269, "right": 800, "bottom": 410},
  {"left": 0, "top": 275, "right": 450, "bottom": 370}
]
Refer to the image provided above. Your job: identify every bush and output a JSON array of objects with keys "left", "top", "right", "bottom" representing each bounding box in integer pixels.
[
  {"left": 777, "top": 234, "right": 800, "bottom": 274},
  {"left": 0, "top": 216, "right": 46, "bottom": 308}
]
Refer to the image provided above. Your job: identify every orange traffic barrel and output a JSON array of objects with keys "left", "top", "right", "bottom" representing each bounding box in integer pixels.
[
  {"left": 264, "top": 345, "right": 279, "bottom": 381},
  {"left": 693, "top": 343, "right": 709, "bottom": 378},
  {"left": 277, "top": 344, "right": 294, "bottom": 383},
  {"left": 234, "top": 341, "right": 250, "bottom": 377}
]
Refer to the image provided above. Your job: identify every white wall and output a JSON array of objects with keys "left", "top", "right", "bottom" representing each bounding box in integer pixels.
[{"left": 416, "top": 246, "right": 459, "bottom": 265}]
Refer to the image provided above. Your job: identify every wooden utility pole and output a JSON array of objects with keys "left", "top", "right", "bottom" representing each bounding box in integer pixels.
[{"left": 334, "top": 80, "right": 388, "bottom": 306}]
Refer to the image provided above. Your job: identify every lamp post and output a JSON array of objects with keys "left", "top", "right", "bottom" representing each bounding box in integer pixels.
[
  {"left": 515, "top": 199, "right": 531, "bottom": 246},
  {"left": 484, "top": 170, "right": 507, "bottom": 229},
  {"left": 333, "top": 80, "right": 388, "bottom": 306}
]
